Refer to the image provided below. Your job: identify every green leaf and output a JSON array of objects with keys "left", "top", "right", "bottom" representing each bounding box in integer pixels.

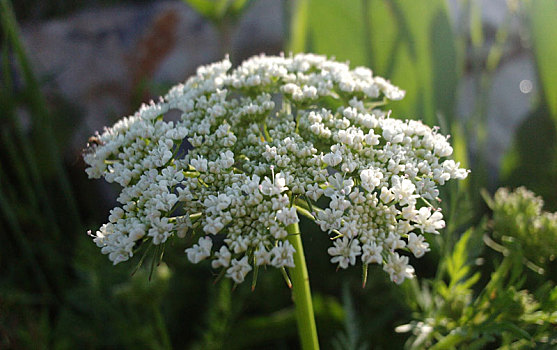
[
  {"left": 450, "top": 122, "right": 470, "bottom": 189},
  {"left": 469, "top": 0, "right": 484, "bottom": 49},
  {"left": 287, "top": 0, "right": 311, "bottom": 53},
  {"left": 183, "top": 0, "right": 218, "bottom": 19},
  {"left": 296, "top": 0, "right": 459, "bottom": 125},
  {"left": 529, "top": 0, "right": 557, "bottom": 120},
  {"left": 429, "top": 330, "right": 467, "bottom": 349},
  {"left": 182, "top": 0, "right": 252, "bottom": 23},
  {"left": 306, "top": 0, "right": 368, "bottom": 66},
  {"left": 446, "top": 228, "right": 474, "bottom": 286},
  {"left": 372, "top": 0, "right": 458, "bottom": 125},
  {"left": 483, "top": 321, "right": 532, "bottom": 341}
]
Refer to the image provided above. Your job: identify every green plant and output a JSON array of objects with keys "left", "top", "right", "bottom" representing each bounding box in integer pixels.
[
  {"left": 182, "top": 0, "right": 254, "bottom": 55},
  {"left": 400, "top": 187, "right": 557, "bottom": 349}
]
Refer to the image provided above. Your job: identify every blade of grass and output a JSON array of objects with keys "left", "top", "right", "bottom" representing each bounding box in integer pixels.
[
  {"left": 301, "top": 0, "right": 458, "bottom": 126},
  {"left": 0, "top": 0, "right": 82, "bottom": 230},
  {"left": 287, "top": 0, "right": 311, "bottom": 54},
  {"left": 529, "top": 0, "right": 557, "bottom": 121},
  {"left": 0, "top": 165, "right": 53, "bottom": 300},
  {"left": 1, "top": 129, "right": 39, "bottom": 210},
  {"left": 305, "top": 0, "right": 367, "bottom": 66}
]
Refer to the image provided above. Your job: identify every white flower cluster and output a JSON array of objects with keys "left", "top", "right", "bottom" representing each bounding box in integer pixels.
[{"left": 85, "top": 53, "right": 468, "bottom": 285}]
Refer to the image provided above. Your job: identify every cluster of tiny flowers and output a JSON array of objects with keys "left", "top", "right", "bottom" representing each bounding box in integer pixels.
[{"left": 85, "top": 53, "right": 468, "bottom": 285}]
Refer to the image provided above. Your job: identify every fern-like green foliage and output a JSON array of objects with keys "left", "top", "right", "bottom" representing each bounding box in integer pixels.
[
  {"left": 332, "top": 283, "right": 369, "bottom": 350},
  {"left": 399, "top": 188, "right": 557, "bottom": 349}
]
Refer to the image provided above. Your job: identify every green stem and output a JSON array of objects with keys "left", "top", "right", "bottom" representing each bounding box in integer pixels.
[{"left": 286, "top": 222, "right": 319, "bottom": 350}]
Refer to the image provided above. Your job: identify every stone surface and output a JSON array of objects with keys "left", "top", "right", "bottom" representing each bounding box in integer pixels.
[{"left": 20, "top": 0, "right": 284, "bottom": 150}]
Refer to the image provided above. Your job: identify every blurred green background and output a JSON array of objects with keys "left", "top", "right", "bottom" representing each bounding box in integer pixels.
[{"left": 1, "top": 0, "right": 556, "bottom": 348}]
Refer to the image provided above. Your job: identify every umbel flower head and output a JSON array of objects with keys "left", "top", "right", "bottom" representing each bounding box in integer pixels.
[{"left": 84, "top": 53, "right": 468, "bottom": 285}]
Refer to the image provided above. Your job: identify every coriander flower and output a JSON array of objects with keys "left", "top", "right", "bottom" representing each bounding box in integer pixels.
[
  {"left": 85, "top": 53, "right": 467, "bottom": 285},
  {"left": 384, "top": 253, "right": 415, "bottom": 285},
  {"left": 328, "top": 237, "right": 362, "bottom": 269}
]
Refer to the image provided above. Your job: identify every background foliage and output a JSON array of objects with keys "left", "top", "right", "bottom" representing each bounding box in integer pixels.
[{"left": 1, "top": 0, "right": 556, "bottom": 348}]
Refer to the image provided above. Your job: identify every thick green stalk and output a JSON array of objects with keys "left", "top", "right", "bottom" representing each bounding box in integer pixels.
[{"left": 286, "top": 222, "right": 319, "bottom": 350}]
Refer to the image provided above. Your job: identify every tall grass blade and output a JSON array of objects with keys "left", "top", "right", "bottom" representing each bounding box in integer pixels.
[
  {"left": 529, "top": 0, "right": 557, "bottom": 121},
  {"left": 287, "top": 0, "right": 311, "bottom": 54}
]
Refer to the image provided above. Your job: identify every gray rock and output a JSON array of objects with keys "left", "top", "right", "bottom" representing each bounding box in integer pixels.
[{"left": 20, "top": 0, "right": 284, "bottom": 151}]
